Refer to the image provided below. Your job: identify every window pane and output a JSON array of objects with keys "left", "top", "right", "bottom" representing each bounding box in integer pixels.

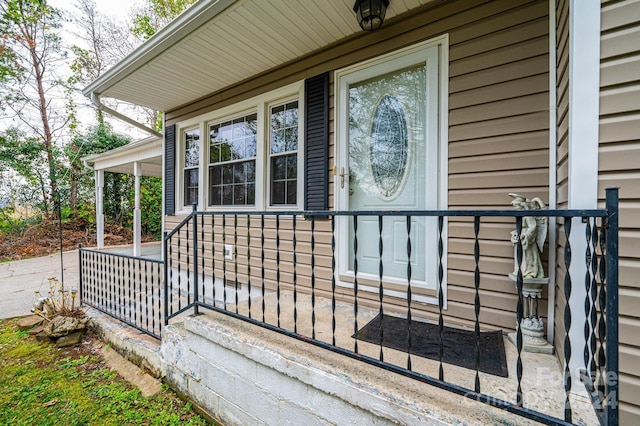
[
  {"left": 286, "top": 181, "right": 297, "bottom": 205},
  {"left": 222, "top": 186, "right": 233, "bottom": 205},
  {"left": 245, "top": 136, "right": 256, "bottom": 157},
  {"left": 210, "top": 144, "right": 220, "bottom": 163},
  {"left": 184, "top": 129, "right": 200, "bottom": 167},
  {"left": 233, "top": 162, "right": 246, "bottom": 184},
  {"left": 272, "top": 156, "right": 286, "bottom": 180},
  {"left": 271, "top": 181, "right": 285, "bottom": 205},
  {"left": 184, "top": 168, "right": 198, "bottom": 206},
  {"left": 271, "top": 129, "right": 284, "bottom": 154},
  {"left": 210, "top": 186, "right": 221, "bottom": 206},
  {"left": 219, "top": 121, "right": 232, "bottom": 142},
  {"left": 219, "top": 142, "right": 233, "bottom": 162},
  {"left": 222, "top": 164, "right": 233, "bottom": 184},
  {"left": 287, "top": 155, "right": 297, "bottom": 179},
  {"left": 233, "top": 184, "right": 245, "bottom": 205},
  {"left": 284, "top": 127, "right": 297, "bottom": 151},
  {"left": 209, "top": 165, "right": 222, "bottom": 186},
  {"left": 245, "top": 161, "right": 255, "bottom": 183},
  {"left": 246, "top": 184, "right": 255, "bottom": 205},
  {"left": 285, "top": 101, "right": 298, "bottom": 127}
]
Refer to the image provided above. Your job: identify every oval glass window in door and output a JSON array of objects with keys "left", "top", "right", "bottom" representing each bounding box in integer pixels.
[{"left": 369, "top": 94, "right": 409, "bottom": 198}]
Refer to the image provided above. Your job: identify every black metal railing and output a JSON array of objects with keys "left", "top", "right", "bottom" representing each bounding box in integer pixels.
[
  {"left": 162, "top": 188, "right": 619, "bottom": 425},
  {"left": 79, "top": 245, "right": 164, "bottom": 339}
]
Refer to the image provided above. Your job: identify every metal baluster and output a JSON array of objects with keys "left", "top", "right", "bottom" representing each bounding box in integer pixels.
[
  {"left": 201, "top": 213, "right": 205, "bottom": 309},
  {"left": 100, "top": 253, "right": 105, "bottom": 310},
  {"left": 247, "top": 214, "right": 252, "bottom": 319},
  {"left": 406, "top": 215, "right": 412, "bottom": 371},
  {"left": 515, "top": 217, "right": 524, "bottom": 407},
  {"left": 293, "top": 215, "right": 298, "bottom": 334},
  {"left": 138, "top": 259, "right": 143, "bottom": 326},
  {"left": 192, "top": 207, "right": 200, "bottom": 316},
  {"left": 590, "top": 219, "right": 599, "bottom": 389},
  {"left": 128, "top": 256, "right": 133, "bottom": 324},
  {"left": 261, "top": 214, "right": 265, "bottom": 323},
  {"left": 597, "top": 218, "right": 607, "bottom": 401},
  {"left": 163, "top": 231, "right": 169, "bottom": 326},
  {"left": 177, "top": 228, "right": 182, "bottom": 311},
  {"left": 331, "top": 215, "right": 336, "bottom": 346},
  {"left": 378, "top": 215, "right": 384, "bottom": 362},
  {"left": 438, "top": 216, "right": 445, "bottom": 381},
  {"left": 353, "top": 215, "right": 359, "bottom": 354},
  {"left": 108, "top": 252, "right": 113, "bottom": 314},
  {"left": 584, "top": 218, "right": 593, "bottom": 381},
  {"left": 157, "top": 262, "right": 162, "bottom": 335},
  {"left": 605, "top": 187, "right": 619, "bottom": 426},
  {"left": 169, "top": 234, "right": 174, "bottom": 317},
  {"left": 118, "top": 256, "right": 123, "bottom": 319},
  {"left": 234, "top": 213, "right": 238, "bottom": 313},
  {"left": 223, "top": 215, "right": 227, "bottom": 310},
  {"left": 186, "top": 219, "right": 191, "bottom": 307},
  {"left": 276, "top": 215, "right": 281, "bottom": 328},
  {"left": 563, "top": 217, "right": 573, "bottom": 423},
  {"left": 78, "top": 246, "right": 83, "bottom": 306},
  {"left": 311, "top": 216, "right": 316, "bottom": 340},
  {"left": 143, "top": 259, "right": 148, "bottom": 330},
  {"left": 474, "top": 216, "right": 481, "bottom": 393},
  {"left": 211, "top": 215, "right": 216, "bottom": 308}
]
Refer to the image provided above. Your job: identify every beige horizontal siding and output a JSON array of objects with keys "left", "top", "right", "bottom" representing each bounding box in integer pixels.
[{"left": 599, "top": 0, "right": 640, "bottom": 420}]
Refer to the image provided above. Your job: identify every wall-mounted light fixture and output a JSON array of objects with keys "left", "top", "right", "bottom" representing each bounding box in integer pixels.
[{"left": 353, "top": 0, "right": 390, "bottom": 32}]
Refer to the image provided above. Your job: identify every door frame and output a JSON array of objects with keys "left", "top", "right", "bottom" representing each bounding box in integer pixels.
[{"left": 333, "top": 35, "right": 449, "bottom": 306}]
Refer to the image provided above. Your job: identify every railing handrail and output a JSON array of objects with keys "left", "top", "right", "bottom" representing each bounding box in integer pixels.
[
  {"left": 78, "top": 246, "right": 164, "bottom": 264},
  {"left": 175, "top": 208, "right": 607, "bottom": 218}
]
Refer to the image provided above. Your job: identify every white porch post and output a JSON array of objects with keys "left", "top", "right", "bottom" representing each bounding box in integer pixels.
[
  {"left": 96, "top": 169, "right": 104, "bottom": 249},
  {"left": 133, "top": 162, "right": 142, "bottom": 257},
  {"left": 566, "top": 0, "right": 600, "bottom": 385}
]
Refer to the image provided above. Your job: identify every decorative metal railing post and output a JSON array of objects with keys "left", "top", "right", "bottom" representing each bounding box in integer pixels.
[
  {"left": 605, "top": 187, "right": 619, "bottom": 426},
  {"left": 192, "top": 204, "right": 200, "bottom": 316},
  {"left": 78, "top": 244, "right": 83, "bottom": 305},
  {"left": 163, "top": 231, "right": 169, "bottom": 326}
]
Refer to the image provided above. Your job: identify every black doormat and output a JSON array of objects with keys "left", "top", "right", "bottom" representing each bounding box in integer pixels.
[{"left": 353, "top": 314, "right": 508, "bottom": 377}]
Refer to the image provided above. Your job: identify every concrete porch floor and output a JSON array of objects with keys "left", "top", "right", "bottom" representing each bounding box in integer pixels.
[{"left": 161, "top": 272, "right": 599, "bottom": 425}]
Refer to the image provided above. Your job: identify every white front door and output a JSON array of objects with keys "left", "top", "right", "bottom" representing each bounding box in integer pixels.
[{"left": 336, "top": 43, "right": 443, "bottom": 298}]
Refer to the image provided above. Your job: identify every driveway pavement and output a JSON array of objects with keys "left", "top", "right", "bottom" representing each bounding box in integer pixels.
[
  {"left": 0, "top": 243, "right": 162, "bottom": 319},
  {"left": 0, "top": 250, "right": 80, "bottom": 319}
]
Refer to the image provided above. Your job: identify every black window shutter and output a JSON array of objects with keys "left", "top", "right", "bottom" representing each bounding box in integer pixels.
[
  {"left": 164, "top": 124, "right": 176, "bottom": 216},
  {"left": 304, "top": 73, "right": 329, "bottom": 211}
]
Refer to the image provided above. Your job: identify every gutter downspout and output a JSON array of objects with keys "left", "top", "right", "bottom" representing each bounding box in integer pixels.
[{"left": 90, "top": 93, "right": 162, "bottom": 138}]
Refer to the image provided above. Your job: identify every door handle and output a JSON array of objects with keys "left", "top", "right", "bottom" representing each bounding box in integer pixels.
[{"left": 340, "top": 167, "right": 347, "bottom": 188}]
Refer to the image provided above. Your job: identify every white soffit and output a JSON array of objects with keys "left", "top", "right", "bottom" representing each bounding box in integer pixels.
[{"left": 84, "top": 0, "right": 435, "bottom": 112}]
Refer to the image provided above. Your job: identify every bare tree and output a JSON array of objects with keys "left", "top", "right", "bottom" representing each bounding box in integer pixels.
[{"left": 0, "top": 0, "right": 68, "bottom": 215}]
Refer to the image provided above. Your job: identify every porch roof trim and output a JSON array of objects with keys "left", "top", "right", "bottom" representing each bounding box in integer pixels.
[{"left": 82, "top": 136, "right": 163, "bottom": 177}]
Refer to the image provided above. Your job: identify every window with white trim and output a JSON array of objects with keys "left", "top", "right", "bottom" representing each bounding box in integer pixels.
[
  {"left": 208, "top": 113, "right": 257, "bottom": 206},
  {"left": 183, "top": 128, "right": 199, "bottom": 207},
  {"left": 269, "top": 100, "right": 299, "bottom": 206},
  {"left": 175, "top": 83, "right": 306, "bottom": 212}
]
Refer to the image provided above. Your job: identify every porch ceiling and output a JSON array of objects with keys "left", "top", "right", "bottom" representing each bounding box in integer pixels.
[
  {"left": 82, "top": 136, "right": 163, "bottom": 177},
  {"left": 82, "top": 0, "right": 436, "bottom": 113}
]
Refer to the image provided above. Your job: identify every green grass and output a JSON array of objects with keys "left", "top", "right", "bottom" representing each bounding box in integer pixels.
[{"left": 0, "top": 318, "right": 209, "bottom": 426}]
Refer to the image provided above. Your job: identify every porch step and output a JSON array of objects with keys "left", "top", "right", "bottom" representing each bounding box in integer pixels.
[{"left": 85, "top": 307, "right": 162, "bottom": 377}]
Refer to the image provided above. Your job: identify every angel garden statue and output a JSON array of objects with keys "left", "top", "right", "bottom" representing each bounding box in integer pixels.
[
  {"left": 507, "top": 193, "right": 552, "bottom": 352},
  {"left": 509, "top": 193, "right": 547, "bottom": 280}
]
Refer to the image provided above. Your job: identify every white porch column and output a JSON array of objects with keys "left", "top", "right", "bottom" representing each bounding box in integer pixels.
[
  {"left": 133, "top": 162, "right": 142, "bottom": 257},
  {"left": 96, "top": 169, "right": 104, "bottom": 249},
  {"left": 566, "top": 0, "right": 600, "bottom": 385}
]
